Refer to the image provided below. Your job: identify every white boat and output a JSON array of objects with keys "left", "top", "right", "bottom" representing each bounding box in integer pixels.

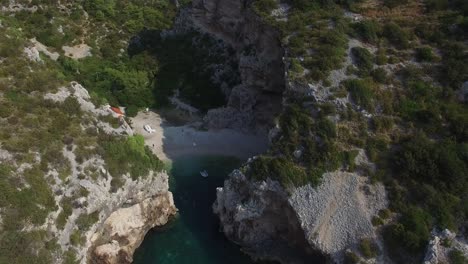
[
  {"left": 200, "top": 170, "right": 208, "bottom": 178},
  {"left": 144, "top": 124, "right": 155, "bottom": 133}
]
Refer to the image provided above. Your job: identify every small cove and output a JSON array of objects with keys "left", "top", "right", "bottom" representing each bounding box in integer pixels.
[{"left": 133, "top": 155, "right": 255, "bottom": 264}]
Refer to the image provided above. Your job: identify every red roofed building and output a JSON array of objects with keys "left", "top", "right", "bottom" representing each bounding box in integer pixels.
[{"left": 110, "top": 107, "right": 124, "bottom": 116}]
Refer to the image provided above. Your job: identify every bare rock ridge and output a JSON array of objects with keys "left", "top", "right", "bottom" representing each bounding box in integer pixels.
[{"left": 191, "top": 0, "right": 286, "bottom": 131}]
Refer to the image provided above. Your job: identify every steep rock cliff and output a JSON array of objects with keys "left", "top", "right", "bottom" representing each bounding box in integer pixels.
[
  {"left": 90, "top": 192, "right": 176, "bottom": 264},
  {"left": 214, "top": 168, "right": 387, "bottom": 263},
  {"left": 191, "top": 0, "right": 285, "bottom": 131}
]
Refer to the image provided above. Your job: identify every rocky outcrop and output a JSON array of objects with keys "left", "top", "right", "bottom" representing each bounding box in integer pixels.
[
  {"left": 213, "top": 170, "right": 327, "bottom": 263},
  {"left": 90, "top": 193, "right": 177, "bottom": 264},
  {"left": 192, "top": 0, "right": 285, "bottom": 131},
  {"left": 214, "top": 168, "right": 387, "bottom": 263},
  {"left": 423, "top": 229, "right": 468, "bottom": 264}
]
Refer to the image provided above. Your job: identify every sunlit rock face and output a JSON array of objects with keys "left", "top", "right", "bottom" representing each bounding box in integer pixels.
[{"left": 90, "top": 192, "right": 177, "bottom": 264}]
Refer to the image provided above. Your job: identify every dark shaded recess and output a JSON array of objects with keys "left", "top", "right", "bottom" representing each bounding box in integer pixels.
[{"left": 128, "top": 29, "right": 241, "bottom": 111}]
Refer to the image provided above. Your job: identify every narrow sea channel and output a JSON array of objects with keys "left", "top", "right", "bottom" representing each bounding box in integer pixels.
[{"left": 133, "top": 155, "right": 255, "bottom": 264}]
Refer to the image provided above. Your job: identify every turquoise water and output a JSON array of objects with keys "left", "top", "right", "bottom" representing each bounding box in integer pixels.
[{"left": 133, "top": 155, "right": 255, "bottom": 264}]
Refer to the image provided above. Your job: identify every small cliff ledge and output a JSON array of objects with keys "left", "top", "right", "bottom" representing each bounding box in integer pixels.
[{"left": 90, "top": 192, "right": 176, "bottom": 264}]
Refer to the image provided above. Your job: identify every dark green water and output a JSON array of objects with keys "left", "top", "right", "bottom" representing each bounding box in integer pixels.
[{"left": 133, "top": 155, "right": 255, "bottom": 264}]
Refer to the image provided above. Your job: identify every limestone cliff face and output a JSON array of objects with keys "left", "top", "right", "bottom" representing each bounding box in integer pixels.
[
  {"left": 191, "top": 0, "right": 285, "bottom": 131},
  {"left": 214, "top": 168, "right": 388, "bottom": 263},
  {"left": 213, "top": 170, "right": 328, "bottom": 263},
  {"left": 43, "top": 82, "right": 177, "bottom": 264},
  {"left": 90, "top": 192, "right": 177, "bottom": 264}
]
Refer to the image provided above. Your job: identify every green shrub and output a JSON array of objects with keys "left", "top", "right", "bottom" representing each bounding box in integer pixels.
[
  {"left": 375, "top": 49, "right": 388, "bottom": 65},
  {"left": 424, "top": 0, "right": 448, "bottom": 10},
  {"left": 383, "top": 22, "right": 410, "bottom": 49},
  {"left": 57, "top": 197, "right": 73, "bottom": 229},
  {"left": 439, "top": 42, "right": 468, "bottom": 89},
  {"left": 415, "top": 46, "right": 435, "bottom": 62},
  {"left": 449, "top": 249, "right": 467, "bottom": 264},
  {"left": 70, "top": 229, "right": 85, "bottom": 246},
  {"left": 384, "top": 0, "right": 408, "bottom": 8},
  {"left": 365, "top": 136, "right": 388, "bottom": 162},
  {"left": 371, "top": 68, "right": 388, "bottom": 83},
  {"left": 393, "top": 136, "right": 467, "bottom": 196},
  {"left": 359, "top": 238, "right": 379, "bottom": 258},
  {"left": 75, "top": 211, "right": 99, "bottom": 230},
  {"left": 383, "top": 207, "right": 431, "bottom": 254},
  {"left": 344, "top": 79, "right": 375, "bottom": 111},
  {"left": 63, "top": 249, "right": 79, "bottom": 264},
  {"left": 125, "top": 105, "right": 139, "bottom": 117},
  {"left": 253, "top": 0, "right": 278, "bottom": 14},
  {"left": 352, "top": 20, "right": 381, "bottom": 43},
  {"left": 102, "top": 134, "right": 164, "bottom": 179},
  {"left": 344, "top": 251, "right": 360, "bottom": 264},
  {"left": 372, "top": 116, "right": 394, "bottom": 133},
  {"left": 379, "top": 209, "right": 392, "bottom": 219},
  {"left": 372, "top": 216, "right": 384, "bottom": 226},
  {"left": 351, "top": 47, "right": 374, "bottom": 74},
  {"left": 61, "top": 97, "right": 82, "bottom": 117},
  {"left": 249, "top": 156, "right": 314, "bottom": 188}
]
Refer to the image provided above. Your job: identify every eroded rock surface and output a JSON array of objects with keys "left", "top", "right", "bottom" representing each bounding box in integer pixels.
[
  {"left": 91, "top": 193, "right": 177, "bottom": 264},
  {"left": 214, "top": 170, "right": 324, "bottom": 263},
  {"left": 192, "top": 0, "right": 285, "bottom": 131},
  {"left": 290, "top": 171, "right": 387, "bottom": 259},
  {"left": 214, "top": 169, "right": 387, "bottom": 263}
]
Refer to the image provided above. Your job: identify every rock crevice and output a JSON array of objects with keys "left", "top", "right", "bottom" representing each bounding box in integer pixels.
[{"left": 191, "top": 0, "right": 286, "bottom": 131}]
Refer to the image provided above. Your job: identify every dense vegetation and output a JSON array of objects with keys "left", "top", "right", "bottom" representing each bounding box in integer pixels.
[
  {"left": 251, "top": 0, "right": 468, "bottom": 261},
  {"left": 0, "top": 0, "right": 467, "bottom": 263}
]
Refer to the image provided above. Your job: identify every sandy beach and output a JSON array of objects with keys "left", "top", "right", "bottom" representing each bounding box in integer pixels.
[{"left": 130, "top": 111, "right": 269, "bottom": 162}]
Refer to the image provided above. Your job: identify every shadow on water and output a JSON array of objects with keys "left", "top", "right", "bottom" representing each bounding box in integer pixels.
[{"left": 133, "top": 155, "right": 257, "bottom": 264}]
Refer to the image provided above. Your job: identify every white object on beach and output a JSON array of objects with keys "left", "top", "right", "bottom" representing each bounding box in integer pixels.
[
  {"left": 200, "top": 170, "right": 208, "bottom": 178},
  {"left": 144, "top": 124, "right": 155, "bottom": 133}
]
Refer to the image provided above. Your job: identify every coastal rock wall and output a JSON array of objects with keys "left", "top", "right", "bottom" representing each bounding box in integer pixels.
[
  {"left": 214, "top": 169, "right": 387, "bottom": 263},
  {"left": 213, "top": 170, "right": 326, "bottom": 263},
  {"left": 90, "top": 192, "right": 176, "bottom": 264},
  {"left": 191, "top": 0, "right": 285, "bottom": 131}
]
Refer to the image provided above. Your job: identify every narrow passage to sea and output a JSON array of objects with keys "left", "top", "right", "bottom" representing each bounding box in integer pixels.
[{"left": 133, "top": 155, "right": 255, "bottom": 264}]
